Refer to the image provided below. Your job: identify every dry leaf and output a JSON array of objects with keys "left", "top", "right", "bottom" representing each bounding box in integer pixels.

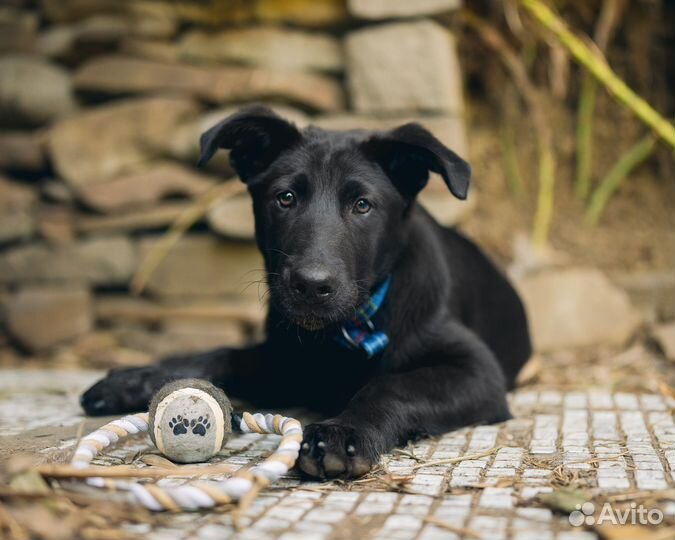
[
  {"left": 538, "top": 487, "right": 589, "bottom": 514},
  {"left": 658, "top": 381, "right": 675, "bottom": 400},
  {"left": 9, "top": 470, "right": 51, "bottom": 495},
  {"left": 516, "top": 355, "right": 543, "bottom": 386}
]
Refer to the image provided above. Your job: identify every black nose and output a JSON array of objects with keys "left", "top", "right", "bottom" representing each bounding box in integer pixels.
[{"left": 290, "top": 267, "right": 337, "bottom": 302}]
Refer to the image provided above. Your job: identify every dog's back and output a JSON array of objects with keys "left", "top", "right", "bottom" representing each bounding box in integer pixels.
[{"left": 417, "top": 206, "right": 532, "bottom": 387}]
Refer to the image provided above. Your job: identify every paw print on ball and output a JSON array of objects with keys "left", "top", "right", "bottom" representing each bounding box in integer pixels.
[
  {"left": 168, "top": 415, "right": 189, "bottom": 435},
  {"left": 190, "top": 415, "right": 211, "bottom": 436}
]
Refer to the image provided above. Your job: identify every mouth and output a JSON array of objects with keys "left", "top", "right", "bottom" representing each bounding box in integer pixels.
[
  {"left": 291, "top": 313, "right": 331, "bottom": 331},
  {"left": 283, "top": 300, "right": 346, "bottom": 330},
  {"left": 274, "top": 293, "right": 360, "bottom": 331}
]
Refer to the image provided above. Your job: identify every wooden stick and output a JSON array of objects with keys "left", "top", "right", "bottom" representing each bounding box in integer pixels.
[
  {"left": 411, "top": 446, "right": 504, "bottom": 471},
  {"left": 130, "top": 180, "right": 246, "bottom": 295},
  {"left": 37, "top": 463, "right": 235, "bottom": 480},
  {"left": 0, "top": 504, "right": 29, "bottom": 540}
]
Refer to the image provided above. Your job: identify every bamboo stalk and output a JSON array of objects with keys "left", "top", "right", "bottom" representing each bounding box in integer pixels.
[
  {"left": 585, "top": 134, "right": 656, "bottom": 225},
  {"left": 533, "top": 145, "right": 555, "bottom": 247},
  {"left": 463, "top": 11, "right": 556, "bottom": 249},
  {"left": 575, "top": 75, "right": 598, "bottom": 199},
  {"left": 575, "top": 0, "right": 625, "bottom": 200},
  {"left": 520, "top": 0, "right": 675, "bottom": 148},
  {"left": 501, "top": 111, "right": 526, "bottom": 197}
]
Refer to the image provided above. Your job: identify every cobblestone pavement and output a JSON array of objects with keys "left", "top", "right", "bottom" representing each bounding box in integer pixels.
[{"left": 2, "top": 369, "right": 675, "bottom": 540}]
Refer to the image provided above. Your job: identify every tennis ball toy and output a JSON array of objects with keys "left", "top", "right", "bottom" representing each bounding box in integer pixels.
[{"left": 148, "top": 379, "right": 233, "bottom": 463}]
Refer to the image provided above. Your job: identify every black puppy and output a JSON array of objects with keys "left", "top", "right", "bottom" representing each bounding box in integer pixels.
[{"left": 81, "top": 105, "right": 531, "bottom": 478}]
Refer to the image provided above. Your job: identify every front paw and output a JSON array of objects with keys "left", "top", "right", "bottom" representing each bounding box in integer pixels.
[
  {"left": 80, "top": 366, "right": 169, "bottom": 416},
  {"left": 297, "top": 420, "right": 381, "bottom": 479}
]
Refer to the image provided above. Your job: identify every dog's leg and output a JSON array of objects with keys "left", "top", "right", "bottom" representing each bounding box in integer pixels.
[
  {"left": 297, "top": 323, "right": 511, "bottom": 478},
  {"left": 80, "top": 344, "right": 267, "bottom": 415}
]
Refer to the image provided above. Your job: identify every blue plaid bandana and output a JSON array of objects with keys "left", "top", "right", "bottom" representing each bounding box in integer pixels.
[{"left": 335, "top": 277, "right": 391, "bottom": 358}]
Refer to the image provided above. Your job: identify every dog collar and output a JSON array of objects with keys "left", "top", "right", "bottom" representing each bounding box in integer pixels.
[{"left": 335, "top": 277, "right": 391, "bottom": 358}]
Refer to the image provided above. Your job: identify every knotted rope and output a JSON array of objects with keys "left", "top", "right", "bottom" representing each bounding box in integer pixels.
[{"left": 69, "top": 411, "right": 303, "bottom": 511}]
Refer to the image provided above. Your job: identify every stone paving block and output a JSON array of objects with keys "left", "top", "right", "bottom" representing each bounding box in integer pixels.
[
  {"left": 254, "top": 518, "right": 292, "bottom": 531},
  {"left": 522, "top": 469, "right": 551, "bottom": 479},
  {"left": 589, "top": 391, "right": 614, "bottom": 409},
  {"left": 515, "top": 507, "right": 553, "bottom": 521},
  {"left": 635, "top": 470, "right": 668, "bottom": 490},
  {"left": 634, "top": 460, "right": 666, "bottom": 470},
  {"left": 234, "top": 531, "right": 275, "bottom": 540},
  {"left": 597, "top": 468, "right": 630, "bottom": 479},
  {"left": 303, "top": 509, "right": 346, "bottom": 523},
  {"left": 278, "top": 533, "right": 325, "bottom": 540},
  {"left": 511, "top": 518, "right": 551, "bottom": 531},
  {"left": 450, "top": 477, "right": 479, "bottom": 488},
  {"left": 521, "top": 487, "right": 554, "bottom": 499},
  {"left": 267, "top": 505, "right": 308, "bottom": 521},
  {"left": 564, "top": 392, "right": 588, "bottom": 408},
  {"left": 486, "top": 467, "right": 517, "bottom": 477},
  {"left": 539, "top": 391, "right": 562, "bottom": 405},
  {"left": 382, "top": 514, "right": 423, "bottom": 530},
  {"left": 430, "top": 450, "right": 460, "bottom": 459},
  {"left": 598, "top": 476, "right": 631, "bottom": 490},
  {"left": 640, "top": 394, "right": 666, "bottom": 410},
  {"left": 597, "top": 459, "right": 626, "bottom": 469},
  {"left": 479, "top": 487, "right": 514, "bottom": 509},
  {"left": 496, "top": 447, "right": 524, "bottom": 458},
  {"left": 492, "top": 459, "right": 521, "bottom": 467},
  {"left": 467, "top": 426, "right": 499, "bottom": 451},
  {"left": 373, "top": 531, "right": 418, "bottom": 540},
  {"left": 288, "top": 491, "right": 323, "bottom": 500},
  {"left": 457, "top": 459, "right": 488, "bottom": 468},
  {"left": 5, "top": 373, "right": 675, "bottom": 540},
  {"left": 512, "top": 531, "right": 552, "bottom": 540},
  {"left": 418, "top": 525, "right": 459, "bottom": 540},
  {"left": 433, "top": 507, "right": 469, "bottom": 523},
  {"left": 198, "top": 525, "right": 236, "bottom": 539},
  {"left": 614, "top": 392, "right": 640, "bottom": 409},
  {"left": 511, "top": 391, "right": 538, "bottom": 407},
  {"left": 292, "top": 522, "right": 332, "bottom": 536},
  {"left": 469, "top": 515, "right": 508, "bottom": 537}
]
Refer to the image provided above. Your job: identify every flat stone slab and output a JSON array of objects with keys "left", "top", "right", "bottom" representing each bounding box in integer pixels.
[{"left": 2, "top": 369, "right": 675, "bottom": 540}]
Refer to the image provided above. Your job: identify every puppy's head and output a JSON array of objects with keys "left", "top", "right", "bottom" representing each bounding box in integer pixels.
[{"left": 199, "top": 105, "right": 471, "bottom": 330}]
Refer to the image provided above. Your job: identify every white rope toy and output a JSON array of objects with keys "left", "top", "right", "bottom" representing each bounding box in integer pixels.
[{"left": 70, "top": 410, "right": 303, "bottom": 511}]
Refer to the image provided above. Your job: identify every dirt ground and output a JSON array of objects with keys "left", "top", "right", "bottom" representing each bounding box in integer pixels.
[{"left": 463, "top": 103, "right": 675, "bottom": 275}]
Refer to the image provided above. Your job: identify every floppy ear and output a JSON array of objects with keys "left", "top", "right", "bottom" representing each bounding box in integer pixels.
[
  {"left": 198, "top": 105, "right": 302, "bottom": 182},
  {"left": 361, "top": 123, "right": 471, "bottom": 200}
]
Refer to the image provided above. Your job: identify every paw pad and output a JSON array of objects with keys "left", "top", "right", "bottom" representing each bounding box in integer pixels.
[
  {"left": 168, "top": 415, "right": 189, "bottom": 435},
  {"left": 190, "top": 415, "right": 211, "bottom": 436},
  {"left": 167, "top": 414, "right": 211, "bottom": 437}
]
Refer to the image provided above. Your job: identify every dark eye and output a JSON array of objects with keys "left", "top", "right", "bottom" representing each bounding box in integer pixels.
[
  {"left": 277, "top": 191, "right": 296, "bottom": 208},
  {"left": 354, "top": 198, "right": 372, "bottom": 214}
]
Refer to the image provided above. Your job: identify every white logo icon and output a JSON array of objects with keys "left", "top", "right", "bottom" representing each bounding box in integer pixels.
[{"left": 569, "top": 502, "right": 595, "bottom": 526}]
